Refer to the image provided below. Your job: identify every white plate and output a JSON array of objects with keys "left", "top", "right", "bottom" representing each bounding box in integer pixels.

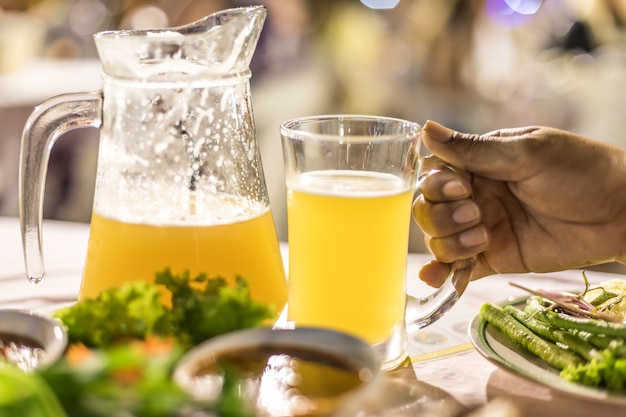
[{"left": 468, "top": 297, "right": 626, "bottom": 406}]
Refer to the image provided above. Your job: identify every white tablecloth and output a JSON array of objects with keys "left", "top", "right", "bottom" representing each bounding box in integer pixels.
[{"left": 0, "top": 216, "right": 624, "bottom": 416}]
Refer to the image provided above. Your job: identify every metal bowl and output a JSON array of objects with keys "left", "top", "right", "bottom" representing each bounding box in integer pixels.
[
  {"left": 173, "top": 326, "right": 383, "bottom": 416},
  {"left": 0, "top": 309, "right": 68, "bottom": 370}
]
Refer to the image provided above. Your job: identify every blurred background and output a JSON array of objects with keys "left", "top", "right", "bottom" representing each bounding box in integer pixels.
[{"left": 1, "top": 0, "right": 625, "bottom": 256}]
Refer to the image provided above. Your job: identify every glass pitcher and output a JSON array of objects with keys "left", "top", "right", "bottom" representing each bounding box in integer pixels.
[{"left": 19, "top": 6, "right": 288, "bottom": 314}]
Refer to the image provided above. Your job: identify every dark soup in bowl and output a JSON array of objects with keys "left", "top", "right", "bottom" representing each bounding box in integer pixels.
[{"left": 0, "top": 310, "right": 67, "bottom": 370}]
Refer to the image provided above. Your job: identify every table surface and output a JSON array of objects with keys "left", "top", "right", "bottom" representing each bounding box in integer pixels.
[{"left": 0, "top": 216, "right": 624, "bottom": 417}]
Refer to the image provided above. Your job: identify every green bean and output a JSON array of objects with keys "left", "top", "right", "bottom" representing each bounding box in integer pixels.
[
  {"left": 504, "top": 305, "right": 600, "bottom": 361},
  {"left": 544, "top": 310, "right": 626, "bottom": 338},
  {"left": 480, "top": 303, "right": 583, "bottom": 370},
  {"left": 520, "top": 298, "right": 620, "bottom": 350},
  {"left": 567, "top": 329, "right": 614, "bottom": 350}
]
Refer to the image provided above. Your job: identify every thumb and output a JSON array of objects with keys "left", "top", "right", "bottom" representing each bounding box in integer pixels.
[{"left": 422, "top": 120, "right": 538, "bottom": 180}]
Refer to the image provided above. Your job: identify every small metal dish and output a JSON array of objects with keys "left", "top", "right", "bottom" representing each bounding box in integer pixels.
[
  {"left": 0, "top": 309, "right": 68, "bottom": 370},
  {"left": 174, "top": 326, "right": 383, "bottom": 416}
]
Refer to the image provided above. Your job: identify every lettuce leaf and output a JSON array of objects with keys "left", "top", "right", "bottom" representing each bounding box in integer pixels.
[
  {"left": 53, "top": 269, "right": 274, "bottom": 350},
  {"left": 54, "top": 281, "right": 171, "bottom": 348},
  {"left": 157, "top": 270, "right": 275, "bottom": 348}
]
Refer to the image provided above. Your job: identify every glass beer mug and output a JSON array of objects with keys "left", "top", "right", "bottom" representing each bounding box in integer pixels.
[{"left": 19, "top": 6, "right": 287, "bottom": 314}]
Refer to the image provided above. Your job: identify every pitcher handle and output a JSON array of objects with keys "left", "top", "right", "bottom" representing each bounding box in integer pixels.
[{"left": 19, "top": 91, "right": 102, "bottom": 284}]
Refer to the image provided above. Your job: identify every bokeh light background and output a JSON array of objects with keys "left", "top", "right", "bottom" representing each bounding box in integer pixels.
[{"left": 1, "top": 0, "right": 625, "bottom": 254}]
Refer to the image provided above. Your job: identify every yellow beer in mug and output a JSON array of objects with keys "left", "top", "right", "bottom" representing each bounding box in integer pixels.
[{"left": 286, "top": 170, "right": 413, "bottom": 344}]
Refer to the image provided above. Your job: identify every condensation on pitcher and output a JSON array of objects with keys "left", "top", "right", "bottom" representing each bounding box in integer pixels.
[
  {"left": 219, "top": 87, "right": 236, "bottom": 112},
  {"left": 192, "top": 107, "right": 215, "bottom": 135}
]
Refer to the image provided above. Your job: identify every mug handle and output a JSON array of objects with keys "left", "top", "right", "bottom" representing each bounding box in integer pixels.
[
  {"left": 19, "top": 91, "right": 102, "bottom": 284},
  {"left": 405, "top": 257, "right": 474, "bottom": 333},
  {"left": 405, "top": 154, "right": 475, "bottom": 334}
]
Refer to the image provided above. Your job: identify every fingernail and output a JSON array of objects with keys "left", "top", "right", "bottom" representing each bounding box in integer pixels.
[
  {"left": 424, "top": 120, "right": 453, "bottom": 143},
  {"left": 442, "top": 180, "right": 467, "bottom": 198},
  {"left": 459, "top": 227, "right": 487, "bottom": 247},
  {"left": 452, "top": 202, "right": 479, "bottom": 224}
]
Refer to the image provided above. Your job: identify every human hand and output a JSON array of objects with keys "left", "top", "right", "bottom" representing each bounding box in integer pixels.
[{"left": 413, "top": 121, "right": 626, "bottom": 287}]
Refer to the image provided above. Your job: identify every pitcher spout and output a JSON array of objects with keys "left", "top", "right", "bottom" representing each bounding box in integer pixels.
[{"left": 94, "top": 5, "right": 267, "bottom": 79}]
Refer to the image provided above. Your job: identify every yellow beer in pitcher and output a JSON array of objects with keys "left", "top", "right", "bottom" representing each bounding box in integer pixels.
[{"left": 81, "top": 207, "right": 287, "bottom": 314}]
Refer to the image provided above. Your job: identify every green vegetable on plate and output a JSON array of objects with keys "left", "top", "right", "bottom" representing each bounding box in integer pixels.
[
  {"left": 480, "top": 278, "right": 626, "bottom": 392},
  {"left": 504, "top": 305, "right": 600, "bottom": 362},
  {"left": 479, "top": 302, "right": 583, "bottom": 370},
  {"left": 543, "top": 309, "right": 626, "bottom": 339}
]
